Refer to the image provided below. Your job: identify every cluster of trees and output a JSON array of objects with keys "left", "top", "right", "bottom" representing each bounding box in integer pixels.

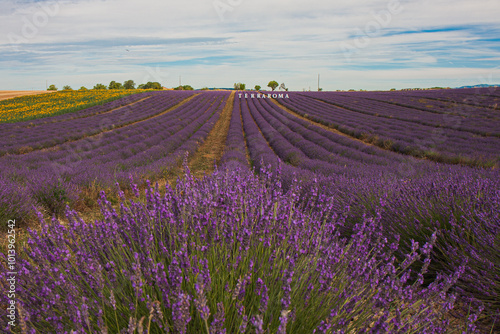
[
  {"left": 47, "top": 80, "right": 164, "bottom": 91},
  {"left": 234, "top": 82, "right": 246, "bottom": 90},
  {"left": 233, "top": 81, "right": 286, "bottom": 91},
  {"left": 174, "top": 85, "right": 194, "bottom": 90}
]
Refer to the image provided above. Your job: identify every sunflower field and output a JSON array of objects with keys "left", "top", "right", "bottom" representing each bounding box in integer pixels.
[{"left": 0, "top": 90, "right": 145, "bottom": 123}]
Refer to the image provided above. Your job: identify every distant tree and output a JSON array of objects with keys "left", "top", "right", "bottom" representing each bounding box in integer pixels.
[
  {"left": 62, "top": 85, "right": 72, "bottom": 91},
  {"left": 234, "top": 83, "right": 245, "bottom": 90},
  {"left": 173, "top": 84, "right": 192, "bottom": 90},
  {"left": 318, "top": 88, "right": 323, "bottom": 91},
  {"left": 47, "top": 84, "right": 57, "bottom": 91},
  {"left": 93, "top": 83, "right": 107, "bottom": 90},
  {"left": 79, "top": 86, "right": 88, "bottom": 91},
  {"left": 255, "top": 85, "right": 261, "bottom": 91},
  {"left": 200, "top": 87, "right": 210, "bottom": 90},
  {"left": 123, "top": 80, "right": 136, "bottom": 90},
  {"left": 109, "top": 81, "right": 123, "bottom": 90},
  {"left": 143, "top": 82, "right": 162, "bottom": 89},
  {"left": 267, "top": 80, "right": 279, "bottom": 91},
  {"left": 125, "top": 80, "right": 136, "bottom": 89},
  {"left": 150, "top": 82, "right": 162, "bottom": 89},
  {"left": 137, "top": 84, "right": 146, "bottom": 89},
  {"left": 390, "top": 88, "right": 396, "bottom": 91}
]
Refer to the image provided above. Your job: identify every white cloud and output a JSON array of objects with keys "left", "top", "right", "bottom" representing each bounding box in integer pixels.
[{"left": 0, "top": 0, "right": 499, "bottom": 90}]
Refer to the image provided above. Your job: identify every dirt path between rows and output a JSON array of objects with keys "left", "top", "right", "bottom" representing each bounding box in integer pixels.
[{"left": 188, "top": 91, "right": 235, "bottom": 178}]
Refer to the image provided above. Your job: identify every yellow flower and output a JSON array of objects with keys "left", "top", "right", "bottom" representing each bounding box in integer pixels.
[{"left": 0, "top": 90, "right": 141, "bottom": 123}]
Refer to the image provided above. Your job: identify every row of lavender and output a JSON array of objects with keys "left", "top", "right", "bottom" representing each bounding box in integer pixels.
[
  {"left": 221, "top": 93, "right": 500, "bottom": 329},
  {"left": 303, "top": 92, "right": 499, "bottom": 136},
  {"left": 240, "top": 94, "right": 443, "bottom": 177},
  {"left": 231, "top": 94, "right": 467, "bottom": 190},
  {"left": 344, "top": 91, "right": 500, "bottom": 121},
  {"left": 219, "top": 95, "right": 250, "bottom": 168},
  {"left": 0, "top": 91, "right": 195, "bottom": 156},
  {"left": 401, "top": 87, "right": 500, "bottom": 110},
  {"left": 247, "top": 97, "right": 402, "bottom": 177},
  {"left": 278, "top": 92, "right": 499, "bottom": 167},
  {"left": 0, "top": 91, "right": 230, "bottom": 220},
  {"left": 336, "top": 87, "right": 500, "bottom": 114}
]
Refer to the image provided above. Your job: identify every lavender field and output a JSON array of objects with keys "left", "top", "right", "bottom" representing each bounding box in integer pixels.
[{"left": 1, "top": 88, "right": 499, "bottom": 333}]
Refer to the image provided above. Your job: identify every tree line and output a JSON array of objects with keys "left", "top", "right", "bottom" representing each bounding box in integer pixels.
[
  {"left": 48, "top": 79, "right": 288, "bottom": 92},
  {"left": 47, "top": 80, "right": 164, "bottom": 91},
  {"left": 233, "top": 80, "right": 287, "bottom": 91}
]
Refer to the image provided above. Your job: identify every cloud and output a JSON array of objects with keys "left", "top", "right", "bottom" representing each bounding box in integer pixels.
[{"left": 0, "top": 0, "right": 499, "bottom": 90}]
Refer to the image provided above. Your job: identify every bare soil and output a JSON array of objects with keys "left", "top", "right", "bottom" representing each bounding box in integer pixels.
[
  {"left": 0, "top": 90, "right": 54, "bottom": 101},
  {"left": 188, "top": 91, "right": 236, "bottom": 178}
]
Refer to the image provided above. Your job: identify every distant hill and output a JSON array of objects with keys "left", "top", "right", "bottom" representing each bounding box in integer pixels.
[{"left": 457, "top": 84, "right": 500, "bottom": 89}]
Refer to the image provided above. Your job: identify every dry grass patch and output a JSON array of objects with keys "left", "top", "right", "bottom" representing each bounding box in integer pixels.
[{"left": 0, "top": 90, "right": 54, "bottom": 101}]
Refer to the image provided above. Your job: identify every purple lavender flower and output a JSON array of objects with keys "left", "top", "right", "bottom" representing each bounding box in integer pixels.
[
  {"left": 194, "top": 278, "right": 210, "bottom": 322},
  {"left": 172, "top": 292, "right": 191, "bottom": 334},
  {"left": 277, "top": 310, "right": 291, "bottom": 334},
  {"left": 210, "top": 302, "right": 226, "bottom": 334},
  {"left": 251, "top": 314, "right": 264, "bottom": 334}
]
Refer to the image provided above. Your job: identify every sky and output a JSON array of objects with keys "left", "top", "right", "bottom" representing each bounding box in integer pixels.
[{"left": 1, "top": 0, "right": 500, "bottom": 91}]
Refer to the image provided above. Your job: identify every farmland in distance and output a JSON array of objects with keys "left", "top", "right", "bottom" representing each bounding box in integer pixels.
[{"left": 0, "top": 90, "right": 54, "bottom": 102}]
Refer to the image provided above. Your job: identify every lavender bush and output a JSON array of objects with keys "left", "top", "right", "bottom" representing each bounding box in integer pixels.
[
  {"left": 0, "top": 164, "right": 482, "bottom": 333},
  {"left": 28, "top": 170, "right": 80, "bottom": 218},
  {"left": 0, "top": 175, "right": 34, "bottom": 231},
  {"left": 378, "top": 171, "right": 500, "bottom": 329}
]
